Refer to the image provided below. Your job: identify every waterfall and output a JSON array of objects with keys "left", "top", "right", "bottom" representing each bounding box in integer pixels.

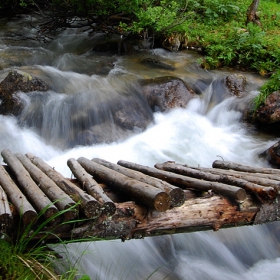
[{"left": 0, "top": 16, "right": 279, "bottom": 279}]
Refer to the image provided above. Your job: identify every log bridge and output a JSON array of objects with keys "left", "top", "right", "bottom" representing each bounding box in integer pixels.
[{"left": 0, "top": 149, "right": 279, "bottom": 243}]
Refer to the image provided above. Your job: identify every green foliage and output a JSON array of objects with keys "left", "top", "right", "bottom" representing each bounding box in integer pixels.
[{"left": 254, "top": 69, "right": 280, "bottom": 109}]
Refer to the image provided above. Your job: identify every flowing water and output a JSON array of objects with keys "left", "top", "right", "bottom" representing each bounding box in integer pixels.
[{"left": 0, "top": 15, "right": 280, "bottom": 279}]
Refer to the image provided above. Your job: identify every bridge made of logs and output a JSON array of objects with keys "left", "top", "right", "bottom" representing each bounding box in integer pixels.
[{"left": 0, "top": 149, "right": 279, "bottom": 243}]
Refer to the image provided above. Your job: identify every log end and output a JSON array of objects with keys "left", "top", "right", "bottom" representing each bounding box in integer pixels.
[
  {"left": 169, "top": 187, "right": 186, "bottom": 207},
  {"left": 83, "top": 200, "right": 102, "bottom": 218},
  {"left": 154, "top": 192, "right": 171, "bottom": 212},
  {"left": 236, "top": 188, "right": 247, "bottom": 202},
  {"left": 102, "top": 201, "right": 116, "bottom": 216},
  {"left": 22, "top": 210, "right": 37, "bottom": 225}
]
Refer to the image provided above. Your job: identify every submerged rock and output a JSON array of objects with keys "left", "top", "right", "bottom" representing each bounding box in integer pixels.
[
  {"left": 0, "top": 70, "right": 49, "bottom": 116},
  {"left": 139, "top": 76, "right": 196, "bottom": 112}
]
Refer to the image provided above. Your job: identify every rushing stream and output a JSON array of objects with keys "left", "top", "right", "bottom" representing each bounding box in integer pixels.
[{"left": 0, "top": 15, "right": 280, "bottom": 279}]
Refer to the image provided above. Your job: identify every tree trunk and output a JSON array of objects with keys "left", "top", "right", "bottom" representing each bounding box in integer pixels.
[
  {"left": 0, "top": 185, "right": 13, "bottom": 230},
  {"left": 16, "top": 153, "right": 78, "bottom": 221},
  {"left": 92, "top": 158, "right": 185, "bottom": 207},
  {"left": 1, "top": 149, "right": 58, "bottom": 221},
  {"left": 77, "top": 157, "right": 171, "bottom": 212},
  {"left": 0, "top": 164, "right": 37, "bottom": 225},
  {"left": 246, "top": 0, "right": 261, "bottom": 25},
  {"left": 118, "top": 160, "right": 247, "bottom": 202},
  {"left": 67, "top": 158, "right": 116, "bottom": 216},
  {"left": 26, "top": 153, "right": 101, "bottom": 219},
  {"left": 155, "top": 162, "right": 277, "bottom": 199}
]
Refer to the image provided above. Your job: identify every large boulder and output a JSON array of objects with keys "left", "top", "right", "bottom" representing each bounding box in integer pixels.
[
  {"left": 262, "top": 141, "right": 280, "bottom": 167},
  {"left": 0, "top": 70, "right": 49, "bottom": 116},
  {"left": 246, "top": 91, "right": 280, "bottom": 134},
  {"left": 139, "top": 76, "right": 196, "bottom": 112}
]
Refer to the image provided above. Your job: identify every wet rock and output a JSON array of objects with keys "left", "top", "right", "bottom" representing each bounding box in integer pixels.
[
  {"left": 246, "top": 91, "right": 280, "bottom": 134},
  {"left": 263, "top": 141, "right": 280, "bottom": 167},
  {"left": 140, "top": 58, "right": 176, "bottom": 71},
  {"left": 139, "top": 76, "right": 196, "bottom": 112},
  {"left": 0, "top": 70, "right": 49, "bottom": 116},
  {"left": 225, "top": 74, "right": 247, "bottom": 97}
]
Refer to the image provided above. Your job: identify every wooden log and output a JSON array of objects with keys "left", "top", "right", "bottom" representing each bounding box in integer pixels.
[
  {"left": 213, "top": 160, "right": 280, "bottom": 176},
  {"left": 16, "top": 153, "right": 78, "bottom": 221},
  {"left": 77, "top": 157, "right": 171, "bottom": 212},
  {"left": 155, "top": 162, "right": 277, "bottom": 200},
  {"left": 0, "top": 164, "right": 37, "bottom": 225},
  {"left": 0, "top": 185, "right": 13, "bottom": 229},
  {"left": 189, "top": 165, "right": 280, "bottom": 193},
  {"left": 92, "top": 158, "right": 185, "bottom": 207},
  {"left": 26, "top": 153, "right": 101, "bottom": 219},
  {"left": 118, "top": 160, "right": 247, "bottom": 202},
  {"left": 1, "top": 150, "right": 58, "bottom": 221},
  {"left": 67, "top": 158, "right": 116, "bottom": 216}
]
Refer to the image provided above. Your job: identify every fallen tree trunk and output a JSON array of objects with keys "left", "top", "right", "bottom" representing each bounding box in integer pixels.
[
  {"left": 16, "top": 153, "right": 78, "bottom": 221},
  {"left": 0, "top": 164, "right": 37, "bottom": 225},
  {"left": 1, "top": 149, "right": 58, "bottom": 221},
  {"left": 67, "top": 158, "right": 116, "bottom": 216},
  {"left": 118, "top": 160, "right": 247, "bottom": 202},
  {"left": 155, "top": 162, "right": 277, "bottom": 199},
  {"left": 37, "top": 191, "right": 280, "bottom": 242},
  {"left": 92, "top": 158, "right": 185, "bottom": 207},
  {"left": 77, "top": 157, "right": 171, "bottom": 212},
  {"left": 26, "top": 153, "right": 101, "bottom": 219}
]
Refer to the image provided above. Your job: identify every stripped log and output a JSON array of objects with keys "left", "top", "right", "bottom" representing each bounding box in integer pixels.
[
  {"left": 0, "top": 164, "right": 37, "bottom": 225},
  {"left": 0, "top": 185, "right": 13, "bottom": 229},
  {"left": 26, "top": 153, "right": 101, "bottom": 219},
  {"left": 155, "top": 162, "right": 277, "bottom": 199},
  {"left": 67, "top": 158, "right": 116, "bottom": 216},
  {"left": 16, "top": 153, "right": 78, "bottom": 221},
  {"left": 78, "top": 157, "right": 171, "bottom": 212},
  {"left": 213, "top": 160, "right": 280, "bottom": 176},
  {"left": 1, "top": 150, "right": 58, "bottom": 220},
  {"left": 188, "top": 166, "right": 280, "bottom": 193},
  {"left": 92, "top": 158, "right": 185, "bottom": 207},
  {"left": 118, "top": 160, "right": 247, "bottom": 202}
]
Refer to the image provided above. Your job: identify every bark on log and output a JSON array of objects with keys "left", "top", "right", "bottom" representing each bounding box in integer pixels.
[
  {"left": 189, "top": 166, "right": 280, "bottom": 193},
  {"left": 246, "top": 0, "right": 261, "bottom": 25},
  {"left": 0, "top": 164, "right": 37, "bottom": 225},
  {"left": 118, "top": 160, "right": 246, "bottom": 202},
  {"left": 92, "top": 158, "right": 185, "bottom": 207},
  {"left": 26, "top": 153, "right": 101, "bottom": 219},
  {"left": 1, "top": 150, "right": 58, "bottom": 221},
  {"left": 67, "top": 158, "right": 116, "bottom": 216},
  {"left": 213, "top": 160, "right": 280, "bottom": 176},
  {"left": 77, "top": 157, "right": 171, "bottom": 212},
  {"left": 156, "top": 162, "right": 277, "bottom": 200},
  {"left": 16, "top": 153, "right": 78, "bottom": 221},
  {"left": 0, "top": 185, "right": 13, "bottom": 229}
]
